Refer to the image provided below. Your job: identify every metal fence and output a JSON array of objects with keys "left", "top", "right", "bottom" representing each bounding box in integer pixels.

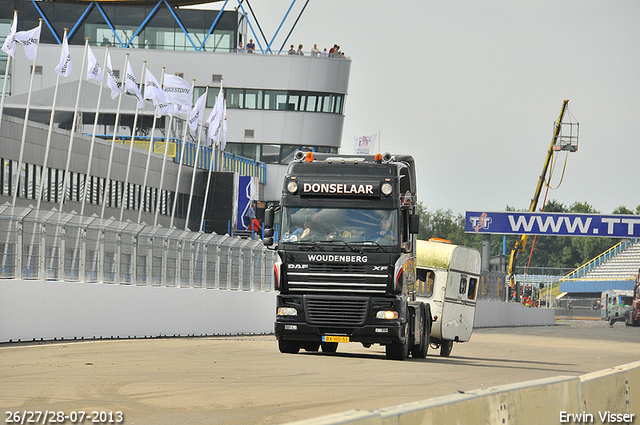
[{"left": 0, "top": 204, "right": 275, "bottom": 291}]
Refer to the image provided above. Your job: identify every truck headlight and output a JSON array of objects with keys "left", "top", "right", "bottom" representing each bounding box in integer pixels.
[
  {"left": 381, "top": 183, "right": 392, "bottom": 196},
  {"left": 376, "top": 310, "right": 398, "bottom": 320},
  {"left": 278, "top": 307, "right": 298, "bottom": 316}
]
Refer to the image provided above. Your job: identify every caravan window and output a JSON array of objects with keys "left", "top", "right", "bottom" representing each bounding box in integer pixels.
[
  {"left": 468, "top": 277, "right": 478, "bottom": 300},
  {"left": 459, "top": 276, "right": 467, "bottom": 294},
  {"left": 416, "top": 268, "right": 435, "bottom": 298}
]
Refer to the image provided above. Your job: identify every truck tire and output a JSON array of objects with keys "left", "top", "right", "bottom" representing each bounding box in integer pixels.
[
  {"left": 411, "top": 304, "right": 429, "bottom": 359},
  {"left": 278, "top": 338, "right": 301, "bottom": 354},
  {"left": 440, "top": 340, "right": 453, "bottom": 357},
  {"left": 321, "top": 342, "right": 338, "bottom": 353},
  {"left": 386, "top": 322, "right": 409, "bottom": 360},
  {"left": 625, "top": 313, "right": 631, "bottom": 326}
]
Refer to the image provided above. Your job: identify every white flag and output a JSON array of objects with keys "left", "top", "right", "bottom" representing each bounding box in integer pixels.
[
  {"left": 124, "top": 61, "right": 144, "bottom": 109},
  {"left": 144, "top": 69, "right": 167, "bottom": 105},
  {"left": 1, "top": 11, "right": 17, "bottom": 58},
  {"left": 163, "top": 74, "right": 192, "bottom": 115},
  {"left": 220, "top": 99, "right": 227, "bottom": 151},
  {"left": 54, "top": 34, "right": 72, "bottom": 77},
  {"left": 206, "top": 87, "right": 224, "bottom": 145},
  {"left": 86, "top": 46, "right": 103, "bottom": 83},
  {"left": 157, "top": 100, "right": 173, "bottom": 118},
  {"left": 188, "top": 92, "right": 206, "bottom": 132},
  {"left": 105, "top": 52, "right": 121, "bottom": 100},
  {"left": 14, "top": 25, "right": 41, "bottom": 61},
  {"left": 353, "top": 134, "right": 377, "bottom": 155}
]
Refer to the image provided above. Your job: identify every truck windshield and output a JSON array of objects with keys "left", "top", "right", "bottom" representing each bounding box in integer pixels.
[{"left": 280, "top": 207, "right": 398, "bottom": 245}]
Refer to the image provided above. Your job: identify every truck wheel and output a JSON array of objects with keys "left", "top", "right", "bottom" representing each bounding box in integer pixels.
[
  {"left": 411, "top": 305, "right": 429, "bottom": 359},
  {"left": 278, "top": 338, "right": 300, "bottom": 354},
  {"left": 609, "top": 318, "right": 615, "bottom": 327},
  {"left": 625, "top": 313, "right": 631, "bottom": 326},
  {"left": 440, "top": 340, "right": 453, "bottom": 357},
  {"left": 321, "top": 342, "right": 338, "bottom": 353},
  {"left": 386, "top": 322, "right": 409, "bottom": 360}
]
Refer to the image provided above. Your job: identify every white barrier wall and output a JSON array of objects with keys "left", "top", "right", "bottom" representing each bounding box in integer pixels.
[
  {"left": 474, "top": 300, "right": 556, "bottom": 328},
  {"left": 0, "top": 280, "right": 552, "bottom": 342},
  {"left": 0, "top": 279, "right": 276, "bottom": 342},
  {"left": 285, "top": 361, "right": 640, "bottom": 425}
]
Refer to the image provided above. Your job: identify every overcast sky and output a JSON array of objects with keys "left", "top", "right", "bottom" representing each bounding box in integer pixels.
[{"left": 196, "top": 1, "right": 640, "bottom": 215}]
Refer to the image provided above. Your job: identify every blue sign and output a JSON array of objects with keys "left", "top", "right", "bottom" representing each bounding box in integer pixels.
[{"left": 465, "top": 211, "right": 640, "bottom": 238}]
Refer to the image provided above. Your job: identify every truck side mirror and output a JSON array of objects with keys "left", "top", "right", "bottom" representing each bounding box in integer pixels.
[
  {"left": 409, "top": 214, "right": 420, "bottom": 234},
  {"left": 264, "top": 207, "right": 274, "bottom": 228},
  {"left": 263, "top": 237, "right": 274, "bottom": 246}
]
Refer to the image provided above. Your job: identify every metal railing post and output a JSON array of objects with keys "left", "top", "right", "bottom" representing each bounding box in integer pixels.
[
  {"left": 98, "top": 228, "right": 105, "bottom": 283},
  {"left": 176, "top": 239, "right": 183, "bottom": 287},
  {"left": 40, "top": 223, "right": 46, "bottom": 280},
  {"left": 16, "top": 220, "right": 23, "bottom": 279},
  {"left": 189, "top": 241, "right": 195, "bottom": 287},
  {"left": 146, "top": 237, "right": 153, "bottom": 286},
  {"left": 162, "top": 236, "right": 168, "bottom": 286},
  {"left": 115, "top": 232, "right": 121, "bottom": 284},
  {"left": 80, "top": 227, "right": 86, "bottom": 282},
  {"left": 59, "top": 226, "right": 66, "bottom": 281},
  {"left": 131, "top": 234, "right": 137, "bottom": 285}
]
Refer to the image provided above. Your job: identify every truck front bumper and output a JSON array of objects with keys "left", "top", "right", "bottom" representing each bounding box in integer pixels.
[{"left": 275, "top": 294, "right": 409, "bottom": 345}]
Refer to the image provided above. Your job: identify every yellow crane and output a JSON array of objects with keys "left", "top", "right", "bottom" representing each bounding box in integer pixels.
[{"left": 507, "top": 100, "right": 578, "bottom": 300}]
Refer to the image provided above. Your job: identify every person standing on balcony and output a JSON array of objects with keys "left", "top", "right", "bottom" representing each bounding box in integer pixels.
[{"left": 246, "top": 39, "right": 255, "bottom": 53}]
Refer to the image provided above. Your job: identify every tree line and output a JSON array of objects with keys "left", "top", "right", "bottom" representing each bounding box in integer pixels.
[{"left": 415, "top": 200, "right": 640, "bottom": 274}]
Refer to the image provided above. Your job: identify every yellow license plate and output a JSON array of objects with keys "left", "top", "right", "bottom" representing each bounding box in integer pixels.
[{"left": 322, "top": 335, "right": 349, "bottom": 343}]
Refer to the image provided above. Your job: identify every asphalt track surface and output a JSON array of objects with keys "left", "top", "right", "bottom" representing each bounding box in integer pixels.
[{"left": 1, "top": 320, "right": 639, "bottom": 425}]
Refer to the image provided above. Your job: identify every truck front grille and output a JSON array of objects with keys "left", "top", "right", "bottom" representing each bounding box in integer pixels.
[
  {"left": 286, "top": 263, "right": 388, "bottom": 294},
  {"left": 305, "top": 296, "right": 368, "bottom": 326}
]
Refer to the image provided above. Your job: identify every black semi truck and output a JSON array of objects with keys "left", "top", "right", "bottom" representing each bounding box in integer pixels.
[{"left": 263, "top": 151, "right": 429, "bottom": 360}]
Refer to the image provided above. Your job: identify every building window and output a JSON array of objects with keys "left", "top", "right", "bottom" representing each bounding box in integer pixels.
[{"left": 197, "top": 87, "right": 344, "bottom": 114}]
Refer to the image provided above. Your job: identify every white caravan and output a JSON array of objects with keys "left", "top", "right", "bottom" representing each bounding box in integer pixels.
[{"left": 415, "top": 239, "right": 481, "bottom": 357}]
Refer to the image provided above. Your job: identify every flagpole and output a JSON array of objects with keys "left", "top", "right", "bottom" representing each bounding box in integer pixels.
[
  {"left": 154, "top": 113, "right": 174, "bottom": 226},
  {"left": 37, "top": 28, "right": 69, "bottom": 210},
  {"left": 138, "top": 68, "right": 165, "bottom": 224},
  {"left": 200, "top": 83, "right": 223, "bottom": 232},
  {"left": 81, "top": 45, "right": 110, "bottom": 217},
  {"left": 0, "top": 54, "right": 12, "bottom": 134},
  {"left": 119, "top": 60, "right": 146, "bottom": 221},
  {"left": 101, "top": 53, "right": 129, "bottom": 219},
  {"left": 185, "top": 85, "right": 208, "bottom": 231},
  {"left": 0, "top": 10, "right": 17, "bottom": 137},
  {"left": 169, "top": 79, "right": 195, "bottom": 229},
  {"left": 60, "top": 38, "right": 89, "bottom": 213},
  {"left": 12, "top": 19, "right": 43, "bottom": 206}
]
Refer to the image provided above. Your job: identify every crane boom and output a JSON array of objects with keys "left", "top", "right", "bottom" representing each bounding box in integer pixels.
[{"left": 507, "top": 100, "right": 570, "bottom": 299}]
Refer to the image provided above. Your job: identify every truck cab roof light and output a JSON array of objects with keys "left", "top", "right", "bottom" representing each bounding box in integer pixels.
[
  {"left": 374, "top": 153, "right": 383, "bottom": 163},
  {"left": 305, "top": 152, "right": 314, "bottom": 162},
  {"left": 287, "top": 180, "right": 298, "bottom": 194}
]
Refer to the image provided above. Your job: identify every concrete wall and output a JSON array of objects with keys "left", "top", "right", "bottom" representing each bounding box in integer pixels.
[
  {"left": 0, "top": 281, "right": 552, "bottom": 343},
  {"left": 284, "top": 361, "right": 640, "bottom": 425},
  {"left": 474, "top": 300, "right": 556, "bottom": 328},
  {"left": 0, "top": 279, "right": 276, "bottom": 342}
]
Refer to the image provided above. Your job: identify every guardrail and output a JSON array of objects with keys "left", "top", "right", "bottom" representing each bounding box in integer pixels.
[
  {"left": 89, "top": 135, "right": 268, "bottom": 185},
  {"left": 284, "top": 360, "right": 640, "bottom": 425},
  {"left": 0, "top": 204, "right": 275, "bottom": 291}
]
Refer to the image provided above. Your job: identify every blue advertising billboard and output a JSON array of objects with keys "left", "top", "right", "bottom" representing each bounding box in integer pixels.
[{"left": 465, "top": 211, "right": 640, "bottom": 238}]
